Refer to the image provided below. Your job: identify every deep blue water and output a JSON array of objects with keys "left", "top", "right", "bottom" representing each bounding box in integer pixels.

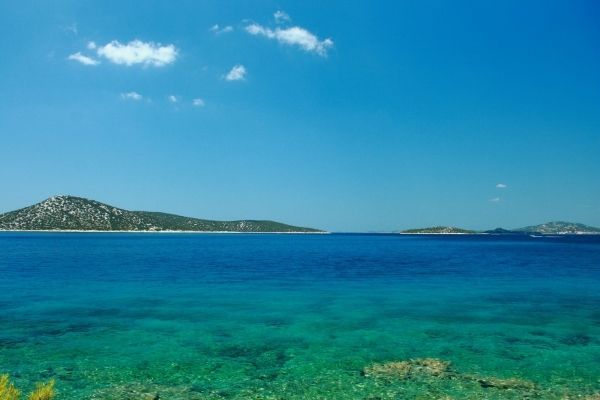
[{"left": 1, "top": 233, "right": 599, "bottom": 399}]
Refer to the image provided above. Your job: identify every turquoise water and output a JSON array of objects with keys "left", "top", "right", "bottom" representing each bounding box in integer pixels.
[{"left": 1, "top": 233, "right": 599, "bottom": 399}]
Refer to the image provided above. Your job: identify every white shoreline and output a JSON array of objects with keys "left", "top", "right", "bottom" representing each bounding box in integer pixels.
[
  {"left": 1, "top": 230, "right": 597, "bottom": 235},
  {"left": 399, "top": 232, "right": 599, "bottom": 235},
  {"left": 0, "top": 229, "right": 329, "bottom": 234}
]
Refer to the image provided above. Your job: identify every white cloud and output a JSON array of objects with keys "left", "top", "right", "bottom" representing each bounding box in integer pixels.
[
  {"left": 96, "top": 40, "right": 177, "bottom": 67},
  {"left": 87, "top": 41, "right": 97, "bottom": 50},
  {"left": 489, "top": 197, "right": 501, "bottom": 202},
  {"left": 68, "top": 52, "right": 99, "bottom": 66},
  {"left": 121, "top": 92, "right": 143, "bottom": 101},
  {"left": 245, "top": 23, "right": 333, "bottom": 56},
  {"left": 496, "top": 183, "right": 508, "bottom": 189},
  {"left": 210, "top": 24, "right": 234, "bottom": 34},
  {"left": 274, "top": 10, "right": 291, "bottom": 24},
  {"left": 168, "top": 95, "right": 178, "bottom": 103},
  {"left": 192, "top": 98, "right": 205, "bottom": 107},
  {"left": 225, "top": 64, "right": 246, "bottom": 81}
]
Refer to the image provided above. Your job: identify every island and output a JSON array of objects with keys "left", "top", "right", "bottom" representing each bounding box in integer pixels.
[
  {"left": 516, "top": 221, "right": 600, "bottom": 235},
  {"left": 400, "top": 226, "right": 476, "bottom": 234},
  {"left": 401, "top": 222, "right": 600, "bottom": 235},
  {"left": 0, "top": 195, "right": 324, "bottom": 233}
]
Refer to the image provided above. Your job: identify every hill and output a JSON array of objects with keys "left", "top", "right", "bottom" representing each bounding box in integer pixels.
[
  {"left": 515, "top": 221, "right": 600, "bottom": 235},
  {"left": 400, "top": 226, "right": 475, "bottom": 234},
  {"left": 401, "top": 222, "right": 600, "bottom": 235},
  {"left": 0, "top": 196, "right": 322, "bottom": 233}
]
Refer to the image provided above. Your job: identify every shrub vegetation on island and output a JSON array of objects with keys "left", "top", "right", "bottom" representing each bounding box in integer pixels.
[
  {"left": 401, "top": 221, "right": 600, "bottom": 235},
  {"left": 516, "top": 221, "right": 600, "bottom": 234},
  {"left": 401, "top": 226, "right": 476, "bottom": 234},
  {"left": 0, "top": 195, "right": 322, "bottom": 233}
]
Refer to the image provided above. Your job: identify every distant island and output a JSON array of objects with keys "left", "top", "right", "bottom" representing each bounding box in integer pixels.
[
  {"left": 515, "top": 221, "right": 600, "bottom": 235},
  {"left": 0, "top": 195, "right": 323, "bottom": 233},
  {"left": 401, "top": 222, "right": 600, "bottom": 235},
  {"left": 2, "top": 196, "right": 599, "bottom": 235},
  {"left": 401, "top": 226, "right": 475, "bottom": 234}
]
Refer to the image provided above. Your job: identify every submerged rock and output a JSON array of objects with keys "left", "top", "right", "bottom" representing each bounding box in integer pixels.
[
  {"left": 560, "top": 333, "right": 592, "bottom": 346},
  {"left": 90, "top": 383, "right": 214, "bottom": 400},
  {"left": 362, "top": 358, "right": 451, "bottom": 379},
  {"left": 470, "top": 375, "right": 535, "bottom": 391},
  {"left": 363, "top": 357, "right": 538, "bottom": 396},
  {"left": 363, "top": 361, "right": 412, "bottom": 379}
]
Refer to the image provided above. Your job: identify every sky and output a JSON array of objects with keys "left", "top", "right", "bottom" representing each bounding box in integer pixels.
[{"left": 1, "top": 1, "right": 599, "bottom": 232}]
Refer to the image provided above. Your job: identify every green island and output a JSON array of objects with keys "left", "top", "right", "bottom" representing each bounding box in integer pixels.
[{"left": 0, "top": 196, "right": 323, "bottom": 233}]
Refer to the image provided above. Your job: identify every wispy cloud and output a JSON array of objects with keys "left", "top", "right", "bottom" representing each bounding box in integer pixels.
[
  {"left": 192, "top": 98, "right": 205, "bottom": 107},
  {"left": 68, "top": 52, "right": 99, "bottom": 66},
  {"left": 245, "top": 23, "right": 333, "bottom": 56},
  {"left": 210, "top": 24, "right": 234, "bottom": 35},
  {"left": 121, "top": 92, "right": 143, "bottom": 101},
  {"left": 87, "top": 41, "right": 97, "bottom": 50},
  {"left": 225, "top": 64, "right": 246, "bottom": 81},
  {"left": 168, "top": 95, "right": 178, "bottom": 103},
  {"left": 274, "top": 10, "right": 291, "bottom": 24},
  {"left": 489, "top": 197, "right": 501, "bottom": 202},
  {"left": 496, "top": 183, "right": 508, "bottom": 189},
  {"left": 61, "top": 23, "right": 78, "bottom": 35},
  {"left": 97, "top": 40, "right": 177, "bottom": 67}
]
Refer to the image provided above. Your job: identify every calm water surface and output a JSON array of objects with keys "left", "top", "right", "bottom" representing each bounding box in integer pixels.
[{"left": 1, "top": 233, "right": 599, "bottom": 399}]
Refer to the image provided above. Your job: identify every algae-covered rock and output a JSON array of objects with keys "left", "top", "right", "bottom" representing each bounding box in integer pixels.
[
  {"left": 362, "top": 358, "right": 540, "bottom": 397},
  {"left": 363, "top": 361, "right": 412, "bottom": 379},
  {"left": 411, "top": 358, "right": 451, "bottom": 376},
  {"left": 362, "top": 358, "right": 451, "bottom": 380},
  {"left": 90, "top": 383, "right": 218, "bottom": 400}
]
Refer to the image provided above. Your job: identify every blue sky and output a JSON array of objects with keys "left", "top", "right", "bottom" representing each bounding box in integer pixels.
[{"left": 1, "top": 1, "right": 599, "bottom": 231}]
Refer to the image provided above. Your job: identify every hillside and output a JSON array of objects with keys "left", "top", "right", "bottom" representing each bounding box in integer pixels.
[
  {"left": 515, "top": 221, "right": 600, "bottom": 235},
  {"left": 0, "top": 196, "right": 322, "bottom": 233},
  {"left": 400, "top": 222, "right": 600, "bottom": 235},
  {"left": 401, "top": 226, "right": 475, "bottom": 234}
]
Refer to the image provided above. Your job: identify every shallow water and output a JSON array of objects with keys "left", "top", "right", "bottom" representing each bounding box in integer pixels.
[{"left": 1, "top": 233, "right": 599, "bottom": 399}]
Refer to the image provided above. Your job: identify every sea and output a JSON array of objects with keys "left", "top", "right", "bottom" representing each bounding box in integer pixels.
[{"left": 0, "top": 232, "right": 599, "bottom": 399}]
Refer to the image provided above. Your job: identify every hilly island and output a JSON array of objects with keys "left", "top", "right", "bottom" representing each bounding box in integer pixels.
[
  {"left": 0, "top": 196, "right": 322, "bottom": 233},
  {"left": 401, "top": 222, "right": 600, "bottom": 235}
]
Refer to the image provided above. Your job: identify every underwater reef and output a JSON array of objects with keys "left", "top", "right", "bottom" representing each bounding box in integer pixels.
[
  {"left": 25, "top": 358, "right": 600, "bottom": 399},
  {"left": 362, "top": 358, "right": 600, "bottom": 399},
  {"left": 363, "top": 358, "right": 452, "bottom": 380},
  {"left": 4, "top": 361, "right": 600, "bottom": 400}
]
